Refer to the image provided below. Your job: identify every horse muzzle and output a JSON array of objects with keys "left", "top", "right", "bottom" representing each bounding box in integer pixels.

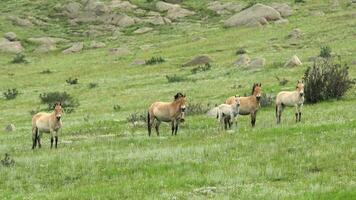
[
  {"left": 56, "top": 116, "right": 61, "bottom": 121},
  {"left": 180, "top": 118, "right": 185, "bottom": 123},
  {"left": 300, "top": 93, "right": 304, "bottom": 97},
  {"left": 256, "top": 96, "right": 261, "bottom": 101}
]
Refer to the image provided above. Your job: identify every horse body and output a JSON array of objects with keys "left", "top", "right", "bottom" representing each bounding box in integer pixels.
[
  {"left": 217, "top": 97, "right": 240, "bottom": 130},
  {"left": 32, "top": 103, "right": 62, "bottom": 149},
  {"left": 148, "top": 93, "right": 187, "bottom": 136},
  {"left": 225, "top": 83, "right": 262, "bottom": 127},
  {"left": 276, "top": 81, "right": 304, "bottom": 124}
]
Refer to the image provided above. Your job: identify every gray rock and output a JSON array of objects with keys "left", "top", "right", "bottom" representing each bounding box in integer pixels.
[
  {"left": 110, "top": 0, "right": 137, "bottom": 11},
  {"left": 133, "top": 27, "right": 153, "bottom": 34},
  {"left": 284, "top": 55, "right": 302, "bottom": 67},
  {"left": 248, "top": 58, "right": 266, "bottom": 68},
  {"left": 4, "top": 32, "right": 17, "bottom": 41},
  {"left": 182, "top": 55, "right": 212, "bottom": 67},
  {"left": 235, "top": 54, "right": 251, "bottom": 67},
  {"left": 207, "top": 1, "right": 244, "bottom": 15},
  {"left": 5, "top": 124, "right": 16, "bottom": 132},
  {"left": 63, "top": 2, "right": 83, "bottom": 18},
  {"left": 62, "top": 42, "right": 83, "bottom": 53},
  {"left": 132, "top": 59, "right": 146, "bottom": 66},
  {"left": 289, "top": 28, "right": 303, "bottom": 39},
  {"left": 270, "top": 3, "right": 293, "bottom": 17},
  {"left": 8, "top": 16, "right": 33, "bottom": 27},
  {"left": 90, "top": 41, "right": 105, "bottom": 48},
  {"left": 156, "top": 1, "right": 194, "bottom": 20},
  {"left": 109, "top": 47, "right": 131, "bottom": 56},
  {"left": 0, "top": 38, "right": 24, "bottom": 54},
  {"left": 274, "top": 19, "right": 289, "bottom": 24}
]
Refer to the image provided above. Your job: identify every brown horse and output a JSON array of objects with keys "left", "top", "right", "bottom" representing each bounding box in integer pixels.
[
  {"left": 225, "top": 83, "right": 262, "bottom": 127},
  {"left": 32, "top": 102, "right": 63, "bottom": 149},
  {"left": 276, "top": 80, "right": 304, "bottom": 124},
  {"left": 148, "top": 93, "right": 187, "bottom": 136}
]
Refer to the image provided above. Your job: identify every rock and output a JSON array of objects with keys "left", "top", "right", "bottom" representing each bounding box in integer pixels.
[
  {"left": 182, "top": 55, "right": 212, "bottom": 67},
  {"left": 132, "top": 59, "right": 146, "bottom": 66},
  {"left": 27, "top": 37, "right": 69, "bottom": 44},
  {"left": 289, "top": 28, "right": 303, "bottom": 39},
  {"left": 145, "top": 15, "right": 171, "bottom": 25},
  {"left": 248, "top": 58, "right": 266, "bottom": 68},
  {"left": 0, "top": 38, "right": 24, "bottom": 54},
  {"left": 156, "top": 1, "right": 180, "bottom": 11},
  {"left": 62, "top": 42, "right": 83, "bottom": 53},
  {"left": 63, "top": 2, "right": 83, "bottom": 18},
  {"left": 133, "top": 27, "right": 153, "bottom": 34},
  {"left": 90, "top": 41, "right": 105, "bottom": 48},
  {"left": 270, "top": 3, "right": 293, "bottom": 17},
  {"left": 115, "top": 14, "right": 135, "bottom": 27},
  {"left": 224, "top": 4, "right": 282, "bottom": 28},
  {"left": 274, "top": 19, "right": 289, "bottom": 24},
  {"left": 110, "top": 0, "right": 137, "bottom": 11},
  {"left": 167, "top": 7, "right": 195, "bottom": 20},
  {"left": 207, "top": 1, "right": 244, "bottom": 15},
  {"left": 235, "top": 54, "right": 251, "bottom": 66},
  {"left": 284, "top": 55, "right": 302, "bottom": 67},
  {"left": 5, "top": 124, "right": 16, "bottom": 132},
  {"left": 35, "top": 43, "right": 57, "bottom": 53},
  {"left": 4, "top": 32, "right": 17, "bottom": 41},
  {"left": 109, "top": 47, "right": 131, "bottom": 56},
  {"left": 8, "top": 16, "right": 33, "bottom": 27}
]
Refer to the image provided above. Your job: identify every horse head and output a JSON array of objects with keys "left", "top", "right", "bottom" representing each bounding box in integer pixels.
[
  {"left": 54, "top": 102, "right": 62, "bottom": 121},
  {"left": 252, "top": 83, "right": 262, "bottom": 101},
  {"left": 296, "top": 80, "right": 304, "bottom": 97},
  {"left": 234, "top": 95, "right": 241, "bottom": 107},
  {"left": 176, "top": 94, "right": 187, "bottom": 122}
]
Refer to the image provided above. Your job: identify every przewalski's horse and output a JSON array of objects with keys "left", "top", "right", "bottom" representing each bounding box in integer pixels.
[
  {"left": 276, "top": 80, "right": 304, "bottom": 124},
  {"left": 32, "top": 102, "right": 63, "bottom": 149},
  {"left": 225, "top": 83, "right": 262, "bottom": 127},
  {"left": 217, "top": 96, "right": 240, "bottom": 130},
  {"left": 148, "top": 93, "right": 187, "bottom": 136}
]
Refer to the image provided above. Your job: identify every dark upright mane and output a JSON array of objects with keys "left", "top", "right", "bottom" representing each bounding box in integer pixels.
[
  {"left": 251, "top": 84, "right": 256, "bottom": 95},
  {"left": 174, "top": 92, "right": 184, "bottom": 100}
]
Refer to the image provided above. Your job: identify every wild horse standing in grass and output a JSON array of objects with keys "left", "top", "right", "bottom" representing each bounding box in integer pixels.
[
  {"left": 148, "top": 93, "right": 187, "bottom": 136},
  {"left": 217, "top": 96, "right": 240, "bottom": 130},
  {"left": 32, "top": 102, "right": 63, "bottom": 149},
  {"left": 225, "top": 83, "right": 262, "bottom": 127},
  {"left": 276, "top": 80, "right": 304, "bottom": 124}
]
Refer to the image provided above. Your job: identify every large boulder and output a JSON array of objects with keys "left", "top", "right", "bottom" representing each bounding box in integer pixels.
[
  {"left": 0, "top": 38, "right": 24, "bottom": 54},
  {"left": 110, "top": 0, "right": 137, "bottom": 11},
  {"left": 62, "top": 2, "right": 83, "bottom": 19},
  {"left": 28, "top": 37, "right": 69, "bottom": 53},
  {"left": 8, "top": 16, "right": 33, "bottom": 27},
  {"left": 284, "top": 55, "right": 302, "bottom": 67},
  {"left": 248, "top": 58, "right": 266, "bottom": 68},
  {"left": 182, "top": 55, "right": 212, "bottom": 67},
  {"left": 207, "top": 1, "right": 244, "bottom": 15},
  {"left": 156, "top": 1, "right": 195, "bottom": 20},
  {"left": 224, "top": 4, "right": 282, "bottom": 28},
  {"left": 156, "top": 1, "right": 180, "bottom": 11},
  {"left": 235, "top": 54, "right": 251, "bottom": 67},
  {"left": 270, "top": 3, "right": 293, "bottom": 17},
  {"left": 4, "top": 32, "right": 17, "bottom": 41},
  {"left": 62, "top": 42, "right": 83, "bottom": 53}
]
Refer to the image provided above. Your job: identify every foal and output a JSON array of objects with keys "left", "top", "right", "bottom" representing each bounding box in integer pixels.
[
  {"left": 217, "top": 96, "right": 240, "bottom": 130},
  {"left": 148, "top": 93, "right": 187, "bottom": 136},
  {"left": 276, "top": 80, "right": 304, "bottom": 124},
  {"left": 226, "top": 83, "right": 262, "bottom": 127},
  {"left": 32, "top": 102, "right": 63, "bottom": 149}
]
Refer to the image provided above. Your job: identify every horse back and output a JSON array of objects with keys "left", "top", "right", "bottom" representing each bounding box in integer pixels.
[{"left": 238, "top": 96, "right": 258, "bottom": 114}]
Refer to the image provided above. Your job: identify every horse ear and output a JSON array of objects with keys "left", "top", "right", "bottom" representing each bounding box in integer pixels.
[{"left": 259, "top": 83, "right": 262, "bottom": 86}]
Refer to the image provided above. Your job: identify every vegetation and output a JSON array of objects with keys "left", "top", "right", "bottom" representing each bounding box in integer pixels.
[
  {"left": 10, "top": 54, "right": 28, "bottom": 64},
  {"left": 66, "top": 77, "right": 78, "bottom": 85},
  {"left": 39, "top": 92, "right": 79, "bottom": 113},
  {"left": 3, "top": 88, "right": 19, "bottom": 100},
  {"left": 145, "top": 56, "right": 165, "bottom": 65},
  {"left": 113, "top": 104, "right": 122, "bottom": 112},
  {"left": 319, "top": 46, "right": 332, "bottom": 58},
  {"left": 191, "top": 63, "right": 212, "bottom": 74},
  {"left": 0, "top": 154, "right": 15, "bottom": 168},
  {"left": 166, "top": 74, "right": 186, "bottom": 83}
]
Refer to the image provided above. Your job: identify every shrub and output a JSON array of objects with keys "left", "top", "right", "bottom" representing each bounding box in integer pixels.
[
  {"left": 88, "top": 82, "right": 98, "bottom": 89},
  {"left": 275, "top": 75, "right": 289, "bottom": 86},
  {"left": 166, "top": 74, "right": 186, "bottom": 83},
  {"left": 1, "top": 153, "right": 15, "bottom": 167},
  {"left": 3, "top": 88, "right": 19, "bottom": 100},
  {"left": 319, "top": 46, "right": 332, "bottom": 58},
  {"left": 295, "top": 0, "right": 306, "bottom": 3},
  {"left": 187, "top": 102, "right": 212, "bottom": 115},
  {"left": 259, "top": 93, "right": 275, "bottom": 107},
  {"left": 145, "top": 56, "right": 165, "bottom": 65},
  {"left": 126, "top": 112, "right": 147, "bottom": 126},
  {"left": 66, "top": 77, "right": 78, "bottom": 85},
  {"left": 40, "top": 69, "right": 52, "bottom": 74},
  {"left": 39, "top": 92, "right": 79, "bottom": 113},
  {"left": 10, "top": 54, "right": 28, "bottom": 64},
  {"left": 113, "top": 104, "right": 122, "bottom": 112},
  {"left": 191, "top": 63, "right": 212, "bottom": 74},
  {"left": 235, "top": 48, "right": 247, "bottom": 55},
  {"left": 303, "top": 58, "right": 354, "bottom": 103}
]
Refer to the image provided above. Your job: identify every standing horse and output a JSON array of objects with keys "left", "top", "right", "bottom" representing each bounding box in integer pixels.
[
  {"left": 32, "top": 102, "right": 63, "bottom": 149},
  {"left": 225, "top": 83, "right": 262, "bottom": 127},
  {"left": 276, "top": 80, "right": 304, "bottom": 124},
  {"left": 217, "top": 96, "right": 240, "bottom": 130},
  {"left": 148, "top": 93, "right": 187, "bottom": 136}
]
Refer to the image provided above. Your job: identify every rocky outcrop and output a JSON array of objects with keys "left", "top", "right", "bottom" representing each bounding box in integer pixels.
[
  {"left": 4, "top": 32, "right": 17, "bottom": 41},
  {"left": 0, "top": 38, "right": 24, "bottom": 54},
  {"left": 207, "top": 1, "right": 244, "bottom": 15},
  {"left": 182, "top": 55, "right": 212, "bottom": 67},
  {"left": 62, "top": 42, "right": 83, "bottom": 53},
  {"left": 284, "top": 55, "right": 302, "bottom": 67},
  {"left": 133, "top": 27, "right": 153, "bottom": 34},
  {"left": 156, "top": 1, "right": 195, "bottom": 20},
  {"left": 28, "top": 37, "right": 69, "bottom": 53}
]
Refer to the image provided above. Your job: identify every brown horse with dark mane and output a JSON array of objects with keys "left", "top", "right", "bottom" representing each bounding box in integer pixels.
[{"left": 148, "top": 93, "right": 187, "bottom": 136}]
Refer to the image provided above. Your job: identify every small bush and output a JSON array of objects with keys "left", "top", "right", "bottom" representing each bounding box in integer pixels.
[
  {"left": 113, "top": 104, "right": 122, "bottom": 112},
  {"left": 127, "top": 112, "right": 147, "bottom": 126},
  {"left": 166, "top": 74, "right": 186, "bottom": 83},
  {"left": 303, "top": 58, "right": 354, "bottom": 103},
  {"left": 66, "top": 77, "right": 78, "bottom": 85},
  {"left": 275, "top": 75, "right": 289, "bottom": 86},
  {"left": 295, "top": 0, "right": 306, "bottom": 3},
  {"left": 145, "top": 56, "right": 165, "bottom": 65},
  {"left": 187, "top": 102, "right": 212, "bottom": 116},
  {"left": 259, "top": 93, "right": 275, "bottom": 107},
  {"left": 319, "top": 46, "right": 332, "bottom": 58},
  {"left": 40, "top": 69, "right": 52, "bottom": 74},
  {"left": 191, "top": 63, "right": 212, "bottom": 74},
  {"left": 235, "top": 48, "right": 247, "bottom": 55},
  {"left": 10, "top": 54, "right": 28, "bottom": 64},
  {"left": 1, "top": 153, "right": 15, "bottom": 167},
  {"left": 88, "top": 82, "right": 98, "bottom": 89},
  {"left": 39, "top": 92, "right": 79, "bottom": 113},
  {"left": 3, "top": 88, "right": 19, "bottom": 100}
]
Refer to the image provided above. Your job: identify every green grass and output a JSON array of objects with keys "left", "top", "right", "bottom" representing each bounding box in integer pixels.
[{"left": 0, "top": 0, "right": 355, "bottom": 199}]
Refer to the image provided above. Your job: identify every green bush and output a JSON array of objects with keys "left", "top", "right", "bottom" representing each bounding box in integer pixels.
[
  {"left": 3, "top": 88, "right": 19, "bottom": 100},
  {"left": 145, "top": 56, "right": 165, "bottom": 65},
  {"left": 113, "top": 104, "right": 122, "bottom": 112},
  {"left": 39, "top": 92, "right": 79, "bottom": 113},
  {"left": 127, "top": 112, "right": 147, "bottom": 126},
  {"left": 319, "top": 46, "right": 332, "bottom": 58},
  {"left": 304, "top": 58, "right": 354, "bottom": 103},
  {"left": 187, "top": 102, "right": 212, "bottom": 115},
  {"left": 88, "top": 82, "right": 98, "bottom": 89},
  {"left": 166, "top": 74, "right": 186, "bottom": 83},
  {"left": 66, "top": 77, "right": 78, "bottom": 85},
  {"left": 1, "top": 153, "right": 15, "bottom": 167},
  {"left": 191, "top": 63, "right": 212, "bottom": 74},
  {"left": 295, "top": 0, "right": 306, "bottom": 3},
  {"left": 10, "top": 54, "right": 28, "bottom": 64}
]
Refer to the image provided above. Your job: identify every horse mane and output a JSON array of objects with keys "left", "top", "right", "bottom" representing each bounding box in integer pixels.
[
  {"left": 174, "top": 92, "right": 184, "bottom": 100},
  {"left": 251, "top": 84, "right": 256, "bottom": 95}
]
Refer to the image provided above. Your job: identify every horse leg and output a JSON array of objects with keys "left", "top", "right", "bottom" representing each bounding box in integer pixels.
[
  {"left": 147, "top": 112, "right": 153, "bottom": 137},
  {"left": 276, "top": 105, "right": 280, "bottom": 124},
  {"left": 298, "top": 105, "right": 302, "bottom": 122},
  {"left": 55, "top": 131, "right": 58, "bottom": 148},
  {"left": 155, "top": 120, "right": 161, "bottom": 136},
  {"left": 175, "top": 121, "right": 179, "bottom": 135},
  {"left": 294, "top": 105, "right": 299, "bottom": 123},
  {"left": 251, "top": 112, "right": 256, "bottom": 127},
  {"left": 32, "top": 127, "right": 38, "bottom": 149},
  {"left": 37, "top": 130, "right": 41, "bottom": 149},
  {"left": 171, "top": 121, "right": 175, "bottom": 135},
  {"left": 224, "top": 117, "right": 228, "bottom": 130},
  {"left": 50, "top": 130, "right": 54, "bottom": 149}
]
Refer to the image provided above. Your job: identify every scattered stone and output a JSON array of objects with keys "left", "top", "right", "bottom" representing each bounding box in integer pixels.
[
  {"left": 270, "top": 3, "right": 293, "bottom": 17},
  {"left": 235, "top": 54, "right": 251, "bottom": 67},
  {"left": 156, "top": 1, "right": 180, "bottom": 11},
  {"left": 90, "top": 41, "right": 106, "bottom": 48},
  {"left": 110, "top": 0, "right": 137, "bottom": 11},
  {"left": 109, "top": 47, "right": 131, "bottom": 56},
  {"left": 28, "top": 37, "right": 69, "bottom": 53},
  {"left": 145, "top": 15, "right": 171, "bottom": 25},
  {"left": 0, "top": 38, "right": 24, "bottom": 54},
  {"left": 62, "top": 2, "right": 83, "bottom": 19},
  {"left": 132, "top": 59, "right": 146, "bottom": 66},
  {"left": 4, "top": 32, "right": 17, "bottom": 41},
  {"left": 8, "top": 16, "right": 33, "bottom": 27},
  {"left": 5, "top": 124, "right": 16, "bottom": 132},
  {"left": 156, "top": 1, "right": 195, "bottom": 20},
  {"left": 224, "top": 4, "right": 282, "bottom": 28},
  {"left": 133, "top": 27, "right": 153, "bottom": 34},
  {"left": 284, "top": 55, "right": 302, "bottom": 67},
  {"left": 193, "top": 187, "right": 217, "bottom": 195},
  {"left": 182, "top": 55, "right": 212, "bottom": 67},
  {"left": 35, "top": 43, "right": 57, "bottom": 53},
  {"left": 274, "top": 19, "right": 289, "bottom": 24},
  {"left": 248, "top": 58, "right": 266, "bottom": 68},
  {"left": 289, "top": 28, "right": 303, "bottom": 39},
  {"left": 139, "top": 44, "right": 152, "bottom": 50},
  {"left": 62, "top": 42, "right": 83, "bottom": 53},
  {"left": 207, "top": 1, "right": 244, "bottom": 15}
]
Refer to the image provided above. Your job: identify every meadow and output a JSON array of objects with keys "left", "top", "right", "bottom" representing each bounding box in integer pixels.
[{"left": 0, "top": 0, "right": 355, "bottom": 199}]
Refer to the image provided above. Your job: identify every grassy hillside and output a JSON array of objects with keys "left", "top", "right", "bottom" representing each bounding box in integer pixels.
[{"left": 0, "top": 0, "right": 355, "bottom": 199}]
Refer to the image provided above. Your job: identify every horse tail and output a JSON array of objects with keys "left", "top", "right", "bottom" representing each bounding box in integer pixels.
[
  {"left": 147, "top": 111, "right": 150, "bottom": 128},
  {"left": 275, "top": 105, "right": 278, "bottom": 117}
]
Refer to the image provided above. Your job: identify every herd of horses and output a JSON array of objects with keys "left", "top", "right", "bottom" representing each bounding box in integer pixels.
[{"left": 31, "top": 80, "right": 305, "bottom": 149}]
